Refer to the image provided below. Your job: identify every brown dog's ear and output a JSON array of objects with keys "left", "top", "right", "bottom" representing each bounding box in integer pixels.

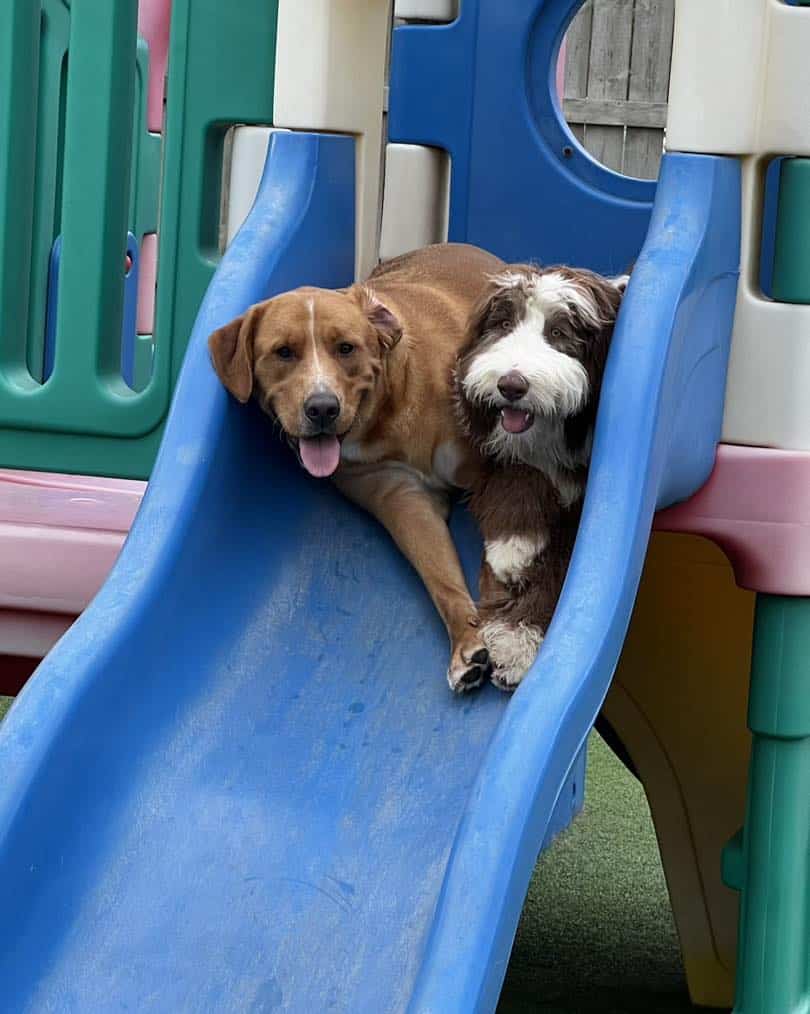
[
  {"left": 354, "top": 285, "right": 402, "bottom": 352},
  {"left": 208, "top": 305, "right": 261, "bottom": 403}
]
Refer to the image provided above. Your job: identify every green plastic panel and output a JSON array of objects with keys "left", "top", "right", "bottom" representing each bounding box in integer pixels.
[
  {"left": 154, "top": 0, "right": 279, "bottom": 402},
  {"left": 772, "top": 158, "right": 810, "bottom": 305},
  {"left": 748, "top": 594, "right": 810, "bottom": 738},
  {"left": 0, "top": 2, "right": 39, "bottom": 391},
  {"left": 732, "top": 168, "right": 810, "bottom": 1010},
  {"left": 721, "top": 827, "right": 744, "bottom": 892},
  {"left": 27, "top": 0, "right": 70, "bottom": 382},
  {"left": 0, "top": 0, "right": 279, "bottom": 478},
  {"left": 733, "top": 596, "right": 810, "bottom": 1014}
]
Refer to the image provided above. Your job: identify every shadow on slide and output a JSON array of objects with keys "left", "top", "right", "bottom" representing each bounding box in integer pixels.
[{"left": 0, "top": 133, "right": 739, "bottom": 1012}]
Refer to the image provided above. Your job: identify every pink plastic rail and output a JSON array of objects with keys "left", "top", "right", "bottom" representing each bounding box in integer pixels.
[
  {"left": 0, "top": 471, "right": 144, "bottom": 617},
  {"left": 655, "top": 444, "right": 810, "bottom": 595}
]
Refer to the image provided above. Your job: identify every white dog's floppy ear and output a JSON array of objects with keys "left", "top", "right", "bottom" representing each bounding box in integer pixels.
[
  {"left": 355, "top": 285, "right": 402, "bottom": 352},
  {"left": 208, "top": 303, "right": 262, "bottom": 403}
]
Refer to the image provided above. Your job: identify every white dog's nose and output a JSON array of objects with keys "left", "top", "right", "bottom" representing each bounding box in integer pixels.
[{"left": 497, "top": 371, "right": 529, "bottom": 402}]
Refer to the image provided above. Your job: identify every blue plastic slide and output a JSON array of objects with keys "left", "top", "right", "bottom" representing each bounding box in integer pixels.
[{"left": 0, "top": 133, "right": 739, "bottom": 1012}]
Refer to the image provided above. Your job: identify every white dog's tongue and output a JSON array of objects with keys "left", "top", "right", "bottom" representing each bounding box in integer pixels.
[
  {"left": 299, "top": 435, "right": 341, "bottom": 477},
  {"left": 501, "top": 407, "right": 533, "bottom": 434}
]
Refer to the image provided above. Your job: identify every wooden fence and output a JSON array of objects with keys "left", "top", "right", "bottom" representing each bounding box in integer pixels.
[{"left": 562, "top": 0, "right": 675, "bottom": 180}]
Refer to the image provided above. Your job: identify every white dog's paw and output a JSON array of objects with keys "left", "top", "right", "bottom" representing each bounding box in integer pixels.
[{"left": 482, "top": 619, "right": 543, "bottom": 692}]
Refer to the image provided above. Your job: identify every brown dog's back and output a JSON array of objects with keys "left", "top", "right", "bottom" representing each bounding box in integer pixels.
[{"left": 365, "top": 243, "right": 505, "bottom": 345}]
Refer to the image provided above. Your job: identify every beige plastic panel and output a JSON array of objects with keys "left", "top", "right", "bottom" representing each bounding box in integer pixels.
[
  {"left": 667, "top": 0, "right": 810, "bottom": 157},
  {"left": 224, "top": 127, "right": 286, "bottom": 248},
  {"left": 722, "top": 158, "right": 810, "bottom": 450},
  {"left": 273, "top": 0, "right": 393, "bottom": 280},
  {"left": 394, "top": 0, "right": 457, "bottom": 20},
  {"left": 607, "top": 532, "right": 753, "bottom": 1008},
  {"left": 379, "top": 144, "right": 450, "bottom": 261}
]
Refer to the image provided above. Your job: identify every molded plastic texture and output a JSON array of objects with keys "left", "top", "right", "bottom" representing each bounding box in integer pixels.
[
  {"left": 772, "top": 158, "right": 810, "bottom": 304},
  {"left": 273, "top": 0, "right": 392, "bottom": 279},
  {"left": 0, "top": 139, "right": 738, "bottom": 1011},
  {"left": 389, "top": 0, "right": 655, "bottom": 273},
  {"left": 667, "top": 0, "right": 810, "bottom": 158},
  {"left": 0, "top": 0, "right": 279, "bottom": 479},
  {"left": 224, "top": 126, "right": 281, "bottom": 247},
  {"left": 656, "top": 444, "right": 810, "bottom": 595},
  {"left": 723, "top": 158, "right": 810, "bottom": 451},
  {"left": 0, "top": 469, "right": 142, "bottom": 615},
  {"left": 137, "top": 0, "right": 172, "bottom": 133},
  {"left": 44, "top": 233, "right": 140, "bottom": 386},
  {"left": 379, "top": 143, "right": 450, "bottom": 259},
  {"left": 733, "top": 596, "right": 810, "bottom": 1014}
]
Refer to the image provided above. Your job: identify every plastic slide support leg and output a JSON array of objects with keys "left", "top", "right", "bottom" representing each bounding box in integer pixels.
[{"left": 733, "top": 596, "right": 810, "bottom": 1014}]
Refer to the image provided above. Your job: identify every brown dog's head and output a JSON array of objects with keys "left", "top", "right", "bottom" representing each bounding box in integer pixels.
[
  {"left": 208, "top": 285, "right": 401, "bottom": 477},
  {"left": 456, "top": 265, "right": 626, "bottom": 474}
]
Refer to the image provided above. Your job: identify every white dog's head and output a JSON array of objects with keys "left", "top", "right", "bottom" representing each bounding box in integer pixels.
[{"left": 456, "top": 265, "right": 626, "bottom": 479}]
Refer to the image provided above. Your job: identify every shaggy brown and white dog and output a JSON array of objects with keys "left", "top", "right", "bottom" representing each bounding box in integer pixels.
[{"left": 455, "top": 265, "right": 627, "bottom": 690}]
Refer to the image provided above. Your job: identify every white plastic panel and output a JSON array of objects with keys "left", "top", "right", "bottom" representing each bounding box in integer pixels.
[
  {"left": 757, "top": 4, "right": 810, "bottom": 157},
  {"left": 379, "top": 144, "right": 450, "bottom": 261},
  {"left": 667, "top": 0, "right": 810, "bottom": 157},
  {"left": 394, "top": 0, "right": 457, "bottom": 20},
  {"left": 722, "top": 158, "right": 810, "bottom": 450},
  {"left": 225, "top": 127, "right": 286, "bottom": 247},
  {"left": 273, "top": 0, "right": 393, "bottom": 280}
]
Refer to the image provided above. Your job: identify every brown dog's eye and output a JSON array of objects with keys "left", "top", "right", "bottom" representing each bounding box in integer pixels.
[
  {"left": 275, "top": 346, "right": 294, "bottom": 360},
  {"left": 337, "top": 342, "right": 355, "bottom": 356},
  {"left": 549, "top": 328, "right": 563, "bottom": 340}
]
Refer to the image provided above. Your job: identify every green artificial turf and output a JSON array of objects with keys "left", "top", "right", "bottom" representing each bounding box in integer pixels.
[
  {"left": 499, "top": 733, "right": 697, "bottom": 1013},
  {"left": 0, "top": 694, "right": 699, "bottom": 1013}
]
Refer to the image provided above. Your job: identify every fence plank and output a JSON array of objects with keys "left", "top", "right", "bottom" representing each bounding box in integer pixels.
[
  {"left": 625, "top": 0, "right": 675, "bottom": 178},
  {"left": 563, "top": 0, "right": 593, "bottom": 100},
  {"left": 586, "top": 0, "right": 635, "bottom": 173},
  {"left": 563, "top": 98, "right": 667, "bottom": 129}
]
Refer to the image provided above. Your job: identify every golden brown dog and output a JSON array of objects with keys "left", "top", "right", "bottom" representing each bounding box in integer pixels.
[{"left": 208, "top": 243, "right": 505, "bottom": 691}]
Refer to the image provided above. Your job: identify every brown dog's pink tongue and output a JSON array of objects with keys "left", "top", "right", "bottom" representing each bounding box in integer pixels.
[
  {"left": 501, "top": 407, "right": 533, "bottom": 434},
  {"left": 298, "top": 435, "right": 341, "bottom": 478}
]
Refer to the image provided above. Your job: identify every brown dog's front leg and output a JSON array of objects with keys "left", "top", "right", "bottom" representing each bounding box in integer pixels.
[{"left": 334, "top": 466, "right": 489, "bottom": 692}]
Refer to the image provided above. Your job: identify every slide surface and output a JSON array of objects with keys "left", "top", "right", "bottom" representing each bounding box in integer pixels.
[{"left": 0, "top": 133, "right": 739, "bottom": 1013}]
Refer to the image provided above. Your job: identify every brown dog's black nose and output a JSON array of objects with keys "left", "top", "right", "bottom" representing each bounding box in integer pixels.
[
  {"left": 497, "top": 371, "right": 529, "bottom": 402},
  {"left": 304, "top": 391, "right": 340, "bottom": 428}
]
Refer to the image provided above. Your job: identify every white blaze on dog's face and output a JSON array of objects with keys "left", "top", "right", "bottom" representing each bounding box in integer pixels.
[
  {"left": 456, "top": 265, "right": 625, "bottom": 473},
  {"left": 207, "top": 285, "right": 401, "bottom": 479}
]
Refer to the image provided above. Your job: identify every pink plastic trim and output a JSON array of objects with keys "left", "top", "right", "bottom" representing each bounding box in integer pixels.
[
  {"left": 137, "top": 232, "right": 158, "bottom": 334},
  {"left": 0, "top": 471, "right": 145, "bottom": 615},
  {"left": 138, "top": 0, "right": 172, "bottom": 133},
  {"left": 654, "top": 444, "right": 810, "bottom": 595}
]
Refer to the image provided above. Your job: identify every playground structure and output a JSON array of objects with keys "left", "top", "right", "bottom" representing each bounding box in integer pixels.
[{"left": 0, "top": 1, "right": 808, "bottom": 1012}]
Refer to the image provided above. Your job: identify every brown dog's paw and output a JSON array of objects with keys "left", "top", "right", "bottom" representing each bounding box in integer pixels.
[
  {"left": 447, "top": 632, "right": 491, "bottom": 694},
  {"left": 482, "top": 619, "right": 543, "bottom": 692}
]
